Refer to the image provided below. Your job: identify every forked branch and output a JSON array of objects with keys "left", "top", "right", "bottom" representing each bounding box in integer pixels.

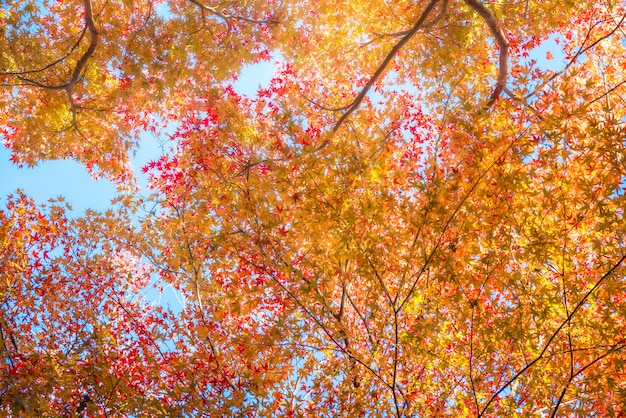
[
  {"left": 189, "top": 0, "right": 278, "bottom": 27},
  {"left": 14, "top": 0, "right": 99, "bottom": 92},
  {"left": 478, "top": 252, "right": 626, "bottom": 416}
]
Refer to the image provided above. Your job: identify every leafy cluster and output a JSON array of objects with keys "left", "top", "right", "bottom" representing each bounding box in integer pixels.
[{"left": 2, "top": 0, "right": 626, "bottom": 416}]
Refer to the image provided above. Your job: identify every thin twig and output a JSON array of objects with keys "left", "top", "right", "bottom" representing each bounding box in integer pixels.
[{"left": 479, "top": 253, "right": 626, "bottom": 416}]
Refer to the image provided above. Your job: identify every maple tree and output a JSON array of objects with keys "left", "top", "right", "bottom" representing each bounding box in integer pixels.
[{"left": 2, "top": 0, "right": 626, "bottom": 415}]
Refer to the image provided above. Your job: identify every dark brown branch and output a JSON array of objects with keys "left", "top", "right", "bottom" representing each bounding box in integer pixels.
[
  {"left": 586, "top": 79, "right": 626, "bottom": 107},
  {"left": 322, "top": 0, "right": 441, "bottom": 144},
  {"left": 189, "top": 0, "right": 231, "bottom": 31},
  {"left": 22, "top": 0, "right": 99, "bottom": 91},
  {"left": 0, "top": 317, "right": 17, "bottom": 368},
  {"left": 550, "top": 341, "right": 626, "bottom": 417},
  {"left": 424, "top": 0, "right": 449, "bottom": 31},
  {"left": 391, "top": 310, "right": 402, "bottom": 417},
  {"left": 71, "top": 0, "right": 99, "bottom": 89},
  {"left": 503, "top": 86, "right": 544, "bottom": 120},
  {"left": 337, "top": 279, "right": 346, "bottom": 320},
  {"left": 464, "top": 0, "right": 510, "bottom": 108}
]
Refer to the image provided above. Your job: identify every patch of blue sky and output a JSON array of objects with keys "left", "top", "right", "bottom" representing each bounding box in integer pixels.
[
  {"left": 0, "top": 58, "right": 277, "bottom": 321},
  {"left": 154, "top": 1, "right": 173, "bottom": 20},
  {"left": 0, "top": 59, "right": 276, "bottom": 211},
  {"left": 0, "top": 146, "right": 118, "bottom": 213},
  {"left": 232, "top": 56, "right": 278, "bottom": 97}
]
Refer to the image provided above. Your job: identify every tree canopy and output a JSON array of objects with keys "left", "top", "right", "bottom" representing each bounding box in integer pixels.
[{"left": 2, "top": 0, "right": 626, "bottom": 416}]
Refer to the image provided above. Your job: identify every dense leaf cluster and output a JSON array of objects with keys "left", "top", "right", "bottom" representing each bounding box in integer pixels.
[{"left": 2, "top": 0, "right": 626, "bottom": 416}]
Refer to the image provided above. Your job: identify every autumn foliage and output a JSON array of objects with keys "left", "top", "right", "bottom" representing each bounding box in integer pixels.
[{"left": 2, "top": 0, "right": 626, "bottom": 416}]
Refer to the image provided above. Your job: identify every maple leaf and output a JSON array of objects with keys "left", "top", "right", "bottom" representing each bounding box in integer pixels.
[{"left": 2, "top": 0, "right": 626, "bottom": 415}]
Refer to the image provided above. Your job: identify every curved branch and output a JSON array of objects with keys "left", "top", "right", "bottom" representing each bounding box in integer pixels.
[
  {"left": 70, "top": 0, "right": 100, "bottom": 87},
  {"left": 464, "top": 0, "right": 510, "bottom": 108},
  {"left": 0, "top": 27, "right": 88, "bottom": 77},
  {"left": 12, "top": 0, "right": 99, "bottom": 91}
]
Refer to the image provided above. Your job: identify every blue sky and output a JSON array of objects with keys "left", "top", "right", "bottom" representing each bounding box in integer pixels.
[
  {"left": 0, "top": 59, "right": 276, "bottom": 314},
  {"left": 0, "top": 60, "right": 277, "bottom": 213}
]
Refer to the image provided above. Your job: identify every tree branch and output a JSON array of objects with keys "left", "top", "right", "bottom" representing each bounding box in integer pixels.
[
  {"left": 479, "top": 252, "right": 626, "bottom": 416},
  {"left": 398, "top": 129, "right": 528, "bottom": 314},
  {"left": 189, "top": 0, "right": 278, "bottom": 27},
  {"left": 0, "top": 27, "right": 87, "bottom": 77},
  {"left": 317, "top": 0, "right": 442, "bottom": 150},
  {"left": 464, "top": 0, "right": 510, "bottom": 108},
  {"left": 15, "top": 0, "right": 100, "bottom": 92}
]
